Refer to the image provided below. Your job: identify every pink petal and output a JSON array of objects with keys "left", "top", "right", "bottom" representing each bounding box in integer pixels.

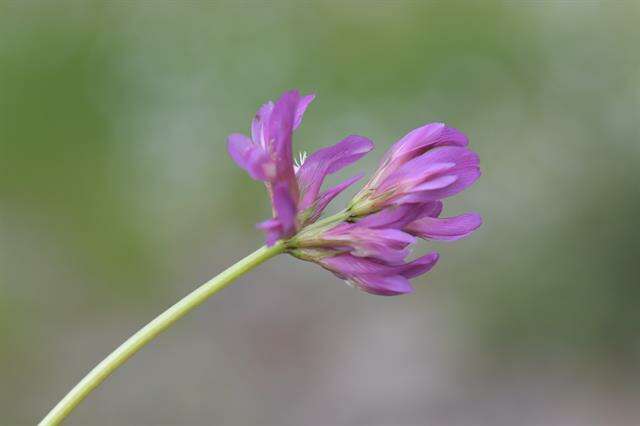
[
  {"left": 227, "top": 133, "right": 271, "bottom": 180},
  {"left": 304, "top": 173, "right": 364, "bottom": 224},
  {"left": 406, "top": 212, "right": 482, "bottom": 241},
  {"left": 324, "top": 225, "right": 415, "bottom": 264},
  {"left": 354, "top": 201, "right": 443, "bottom": 229},
  {"left": 372, "top": 123, "right": 469, "bottom": 184},
  {"left": 399, "top": 167, "right": 481, "bottom": 203},
  {"left": 318, "top": 253, "right": 438, "bottom": 296},
  {"left": 293, "top": 93, "right": 316, "bottom": 130},
  {"left": 268, "top": 91, "right": 299, "bottom": 180},
  {"left": 256, "top": 218, "right": 283, "bottom": 247},
  {"left": 399, "top": 252, "right": 439, "bottom": 278},
  {"left": 297, "top": 135, "right": 373, "bottom": 210},
  {"left": 415, "top": 201, "right": 443, "bottom": 219},
  {"left": 412, "top": 174, "right": 458, "bottom": 191},
  {"left": 391, "top": 123, "right": 468, "bottom": 160},
  {"left": 251, "top": 101, "right": 275, "bottom": 148},
  {"left": 355, "top": 204, "right": 419, "bottom": 229},
  {"left": 321, "top": 254, "right": 398, "bottom": 276},
  {"left": 354, "top": 275, "right": 413, "bottom": 296},
  {"left": 382, "top": 147, "right": 480, "bottom": 203},
  {"left": 271, "top": 181, "right": 297, "bottom": 237}
]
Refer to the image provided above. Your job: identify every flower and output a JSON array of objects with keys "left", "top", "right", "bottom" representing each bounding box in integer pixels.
[
  {"left": 229, "top": 92, "right": 481, "bottom": 296},
  {"left": 297, "top": 201, "right": 481, "bottom": 258},
  {"left": 349, "top": 123, "right": 480, "bottom": 215},
  {"left": 319, "top": 252, "right": 440, "bottom": 296},
  {"left": 228, "top": 90, "right": 373, "bottom": 245},
  {"left": 292, "top": 200, "right": 481, "bottom": 295},
  {"left": 356, "top": 201, "right": 483, "bottom": 242},
  {"left": 290, "top": 122, "right": 481, "bottom": 296}
]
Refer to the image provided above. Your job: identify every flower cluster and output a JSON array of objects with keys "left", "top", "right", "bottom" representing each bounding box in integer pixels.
[
  {"left": 228, "top": 90, "right": 481, "bottom": 296},
  {"left": 228, "top": 91, "right": 373, "bottom": 245}
]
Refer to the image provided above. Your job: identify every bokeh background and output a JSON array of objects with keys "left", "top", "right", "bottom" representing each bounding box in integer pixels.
[{"left": 2, "top": 1, "right": 639, "bottom": 425}]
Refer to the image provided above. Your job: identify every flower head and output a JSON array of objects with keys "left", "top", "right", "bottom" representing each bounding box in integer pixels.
[
  {"left": 320, "top": 252, "right": 440, "bottom": 296},
  {"left": 291, "top": 200, "right": 481, "bottom": 295},
  {"left": 228, "top": 90, "right": 373, "bottom": 245},
  {"left": 229, "top": 92, "right": 481, "bottom": 296},
  {"left": 350, "top": 123, "right": 480, "bottom": 215},
  {"left": 357, "top": 201, "right": 483, "bottom": 242}
]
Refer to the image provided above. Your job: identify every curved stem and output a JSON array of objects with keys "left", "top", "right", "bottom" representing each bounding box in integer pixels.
[{"left": 39, "top": 242, "right": 286, "bottom": 426}]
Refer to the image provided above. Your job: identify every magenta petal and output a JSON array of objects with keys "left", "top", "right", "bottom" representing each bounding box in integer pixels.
[
  {"left": 356, "top": 205, "right": 418, "bottom": 229},
  {"left": 343, "top": 251, "right": 438, "bottom": 279},
  {"left": 355, "top": 204, "right": 435, "bottom": 232},
  {"left": 415, "top": 201, "right": 444, "bottom": 219},
  {"left": 323, "top": 251, "right": 438, "bottom": 279},
  {"left": 320, "top": 254, "right": 416, "bottom": 296},
  {"left": 321, "top": 254, "right": 393, "bottom": 276},
  {"left": 390, "top": 123, "right": 468, "bottom": 160},
  {"left": 427, "top": 166, "right": 481, "bottom": 199},
  {"left": 271, "top": 182, "right": 297, "bottom": 237},
  {"left": 380, "top": 147, "right": 480, "bottom": 203},
  {"left": 355, "top": 201, "right": 444, "bottom": 230},
  {"left": 356, "top": 275, "right": 413, "bottom": 296},
  {"left": 305, "top": 173, "right": 364, "bottom": 224},
  {"left": 251, "top": 101, "right": 275, "bottom": 148},
  {"left": 412, "top": 174, "right": 458, "bottom": 191},
  {"left": 256, "top": 183, "right": 298, "bottom": 246},
  {"left": 406, "top": 212, "right": 482, "bottom": 241},
  {"left": 268, "top": 91, "right": 299, "bottom": 180},
  {"left": 227, "top": 133, "right": 271, "bottom": 181},
  {"left": 398, "top": 167, "right": 481, "bottom": 203},
  {"left": 372, "top": 123, "right": 469, "bottom": 185},
  {"left": 297, "top": 135, "right": 373, "bottom": 210},
  {"left": 324, "top": 225, "right": 415, "bottom": 263},
  {"left": 353, "top": 228, "right": 414, "bottom": 263},
  {"left": 382, "top": 146, "right": 476, "bottom": 189},
  {"left": 321, "top": 253, "right": 406, "bottom": 277},
  {"left": 324, "top": 135, "right": 374, "bottom": 175},
  {"left": 293, "top": 93, "right": 315, "bottom": 130},
  {"left": 399, "top": 252, "right": 439, "bottom": 278},
  {"left": 256, "top": 218, "right": 283, "bottom": 247}
]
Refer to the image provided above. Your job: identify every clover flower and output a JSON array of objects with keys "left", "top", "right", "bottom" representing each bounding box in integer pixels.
[
  {"left": 227, "top": 90, "right": 373, "bottom": 245},
  {"left": 291, "top": 201, "right": 481, "bottom": 295},
  {"left": 319, "top": 251, "right": 440, "bottom": 296},
  {"left": 41, "top": 91, "right": 483, "bottom": 424},
  {"left": 349, "top": 123, "right": 481, "bottom": 215},
  {"left": 229, "top": 91, "right": 482, "bottom": 296}
]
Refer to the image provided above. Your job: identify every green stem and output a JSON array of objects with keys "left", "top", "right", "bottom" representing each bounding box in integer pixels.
[
  {"left": 293, "top": 209, "right": 351, "bottom": 240},
  {"left": 39, "top": 242, "right": 286, "bottom": 426},
  {"left": 311, "top": 209, "right": 351, "bottom": 228}
]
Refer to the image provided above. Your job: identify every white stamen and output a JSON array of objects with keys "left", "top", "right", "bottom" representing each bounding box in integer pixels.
[{"left": 294, "top": 151, "right": 308, "bottom": 172}]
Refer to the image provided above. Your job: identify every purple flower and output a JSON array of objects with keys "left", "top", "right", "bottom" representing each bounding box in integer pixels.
[
  {"left": 229, "top": 93, "right": 481, "bottom": 296},
  {"left": 315, "top": 201, "right": 481, "bottom": 257},
  {"left": 293, "top": 201, "right": 481, "bottom": 295},
  {"left": 228, "top": 90, "right": 373, "bottom": 245},
  {"left": 295, "top": 135, "right": 373, "bottom": 225},
  {"left": 291, "top": 123, "right": 481, "bottom": 296},
  {"left": 318, "top": 252, "right": 440, "bottom": 296},
  {"left": 319, "top": 223, "right": 416, "bottom": 264},
  {"left": 357, "top": 201, "right": 483, "bottom": 242},
  {"left": 350, "top": 123, "right": 480, "bottom": 214}
]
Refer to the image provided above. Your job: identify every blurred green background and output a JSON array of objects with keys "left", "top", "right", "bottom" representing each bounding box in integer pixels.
[{"left": 1, "top": 1, "right": 639, "bottom": 425}]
